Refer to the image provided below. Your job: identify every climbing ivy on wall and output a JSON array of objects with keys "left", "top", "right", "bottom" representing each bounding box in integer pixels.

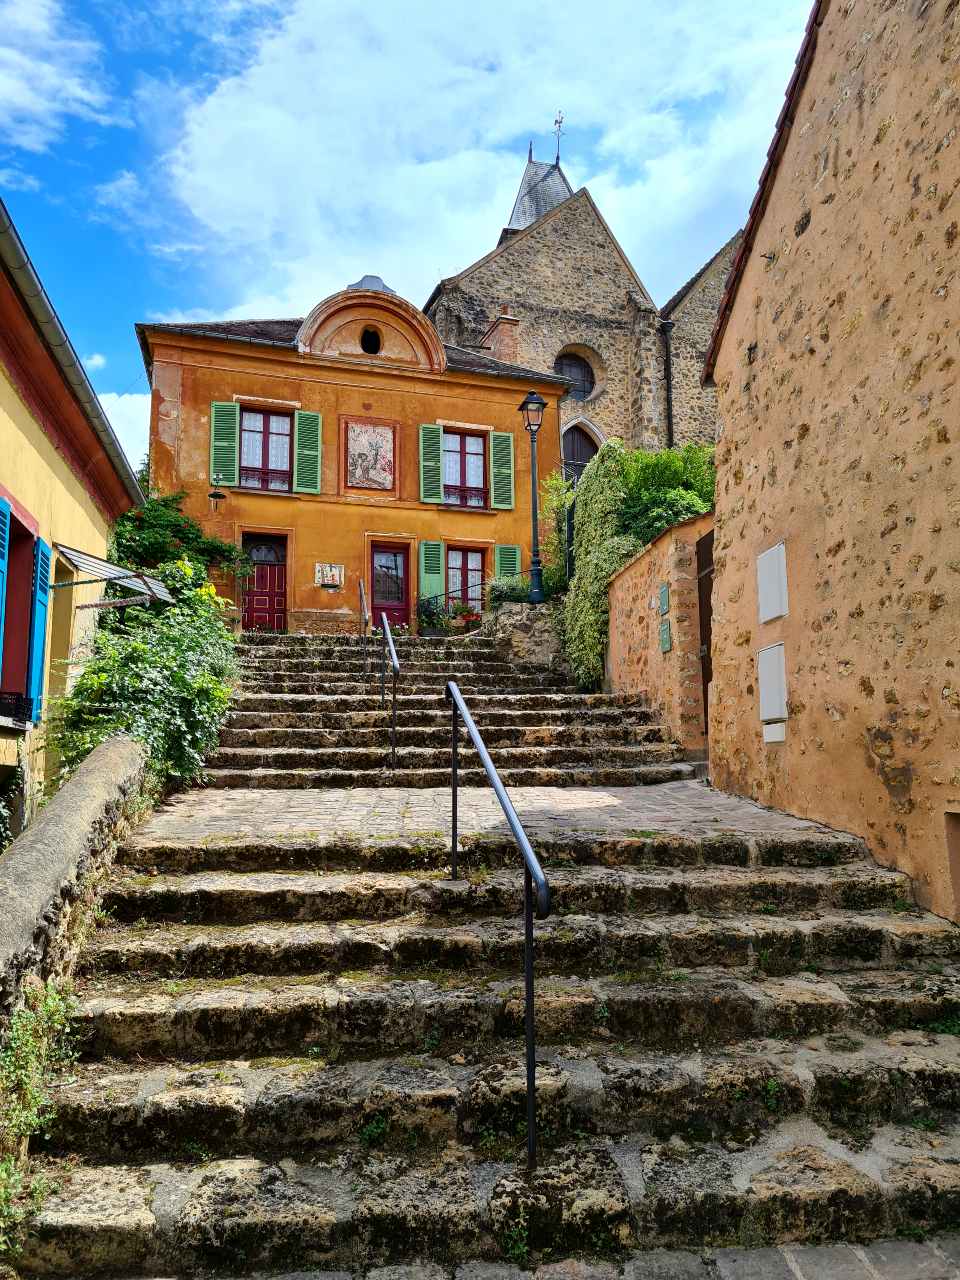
[{"left": 563, "top": 440, "right": 715, "bottom": 688}]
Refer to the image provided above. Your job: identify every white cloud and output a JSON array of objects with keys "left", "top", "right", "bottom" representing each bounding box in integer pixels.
[
  {"left": 0, "top": 0, "right": 113, "bottom": 152},
  {"left": 150, "top": 0, "right": 811, "bottom": 314},
  {"left": 83, "top": 352, "right": 107, "bottom": 372},
  {"left": 98, "top": 392, "right": 151, "bottom": 471},
  {"left": 0, "top": 166, "right": 40, "bottom": 192}
]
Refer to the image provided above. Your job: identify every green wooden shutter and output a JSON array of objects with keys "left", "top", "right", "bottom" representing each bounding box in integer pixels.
[
  {"left": 490, "top": 431, "right": 515, "bottom": 509},
  {"left": 419, "top": 540, "right": 445, "bottom": 600},
  {"left": 209, "top": 402, "right": 239, "bottom": 485},
  {"left": 293, "top": 410, "right": 322, "bottom": 493},
  {"left": 419, "top": 424, "right": 444, "bottom": 503},
  {"left": 494, "top": 545, "right": 521, "bottom": 579}
]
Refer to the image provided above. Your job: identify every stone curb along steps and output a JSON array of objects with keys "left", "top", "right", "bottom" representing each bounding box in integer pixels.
[{"left": 17, "top": 633, "right": 960, "bottom": 1276}]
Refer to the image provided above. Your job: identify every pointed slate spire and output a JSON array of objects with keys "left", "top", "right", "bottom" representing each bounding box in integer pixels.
[{"left": 505, "top": 146, "right": 574, "bottom": 233}]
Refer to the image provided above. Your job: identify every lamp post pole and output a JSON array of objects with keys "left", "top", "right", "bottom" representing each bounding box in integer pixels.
[{"left": 518, "top": 390, "right": 548, "bottom": 606}]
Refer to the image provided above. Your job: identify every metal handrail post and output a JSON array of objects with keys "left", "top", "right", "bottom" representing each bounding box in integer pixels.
[
  {"left": 451, "top": 699, "right": 459, "bottom": 879},
  {"left": 380, "top": 628, "right": 385, "bottom": 709},
  {"left": 380, "top": 613, "right": 400, "bottom": 768},
  {"left": 524, "top": 864, "right": 537, "bottom": 1172},
  {"left": 359, "top": 579, "right": 370, "bottom": 674},
  {"left": 444, "top": 679, "right": 550, "bottom": 1173}
]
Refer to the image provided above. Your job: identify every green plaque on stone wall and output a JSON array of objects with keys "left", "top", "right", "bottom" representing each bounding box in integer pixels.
[
  {"left": 659, "top": 584, "right": 670, "bottom": 615},
  {"left": 659, "top": 619, "right": 672, "bottom": 653}
]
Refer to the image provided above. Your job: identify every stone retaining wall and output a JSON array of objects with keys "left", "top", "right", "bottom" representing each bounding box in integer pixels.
[
  {"left": 479, "top": 600, "right": 569, "bottom": 673},
  {"left": 0, "top": 735, "right": 147, "bottom": 1016},
  {"left": 607, "top": 513, "right": 714, "bottom": 755}
]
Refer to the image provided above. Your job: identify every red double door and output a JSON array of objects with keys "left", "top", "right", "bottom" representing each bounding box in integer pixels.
[{"left": 242, "top": 536, "right": 287, "bottom": 632}]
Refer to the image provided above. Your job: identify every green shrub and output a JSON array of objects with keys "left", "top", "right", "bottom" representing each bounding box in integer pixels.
[
  {"left": 562, "top": 440, "right": 715, "bottom": 687},
  {"left": 111, "top": 492, "right": 248, "bottom": 575},
  {"left": 50, "top": 558, "right": 235, "bottom": 787}
]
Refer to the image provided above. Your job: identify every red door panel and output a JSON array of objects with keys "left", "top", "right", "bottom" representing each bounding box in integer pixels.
[{"left": 243, "top": 562, "right": 287, "bottom": 632}]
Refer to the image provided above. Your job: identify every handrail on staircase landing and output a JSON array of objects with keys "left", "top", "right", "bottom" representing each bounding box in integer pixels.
[
  {"left": 380, "top": 612, "right": 400, "bottom": 769},
  {"left": 445, "top": 678, "right": 550, "bottom": 1172},
  {"left": 358, "top": 579, "right": 371, "bottom": 674}
]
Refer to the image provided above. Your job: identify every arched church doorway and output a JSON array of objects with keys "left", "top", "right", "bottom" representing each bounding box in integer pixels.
[{"left": 562, "top": 423, "right": 600, "bottom": 483}]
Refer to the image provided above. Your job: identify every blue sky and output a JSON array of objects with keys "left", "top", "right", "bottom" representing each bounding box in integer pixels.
[{"left": 1, "top": 0, "right": 811, "bottom": 470}]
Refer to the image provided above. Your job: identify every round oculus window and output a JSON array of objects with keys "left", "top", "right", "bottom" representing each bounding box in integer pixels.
[{"left": 360, "top": 327, "right": 382, "bottom": 355}]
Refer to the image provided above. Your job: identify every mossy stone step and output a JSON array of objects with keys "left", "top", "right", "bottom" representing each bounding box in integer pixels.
[
  {"left": 223, "top": 706, "right": 660, "bottom": 730},
  {"left": 207, "top": 744, "right": 682, "bottom": 771},
  {"left": 100, "top": 864, "right": 909, "bottom": 927},
  {"left": 41, "top": 1032, "right": 960, "bottom": 1161},
  {"left": 202, "top": 763, "right": 696, "bottom": 789},
  {"left": 74, "top": 965, "right": 960, "bottom": 1062},
  {"left": 80, "top": 907, "right": 956, "bottom": 981},
  {"left": 231, "top": 692, "right": 633, "bottom": 712},
  {"left": 217, "top": 724, "right": 672, "bottom": 749},
  {"left": 20, "top": 1119, "right": 960, "bottom": 1275},
  {"left": 118, "top": 829, "right": 869, "bottom": 876}
]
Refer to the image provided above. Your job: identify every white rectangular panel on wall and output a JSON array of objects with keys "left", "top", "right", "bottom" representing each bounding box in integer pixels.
[
  {"left": 757, "top": 542, "right": 788, "bottom": 623},
  {"left": 757, "top": 643, "right": 787, "bottom": 723}
]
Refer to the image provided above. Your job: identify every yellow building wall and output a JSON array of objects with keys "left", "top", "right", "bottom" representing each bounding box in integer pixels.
[
  {"left": 148, "top": 338, "right": 563, "bottom": 632},
  {"left": 0, "top": 363, "right": 111, "bottom": 787}
]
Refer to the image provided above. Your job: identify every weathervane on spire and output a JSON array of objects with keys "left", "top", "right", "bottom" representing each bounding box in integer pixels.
[{"left": 554, "top": 111, "right": 564, "bottom": 164}]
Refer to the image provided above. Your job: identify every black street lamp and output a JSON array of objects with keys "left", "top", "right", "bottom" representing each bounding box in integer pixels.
[{"left": 519, "top": 390, "right": 547, "bottom": 604}]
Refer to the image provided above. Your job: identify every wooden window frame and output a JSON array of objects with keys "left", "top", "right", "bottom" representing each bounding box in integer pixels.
[
  {"left": 442, "top": 429, "right": 488, "bottom": 509},
  {"left": 445, "top": 544, "right": 485, "bottom": 610},
  {"left": 239, "top": 406, "right": 294, "bottom": 493}
]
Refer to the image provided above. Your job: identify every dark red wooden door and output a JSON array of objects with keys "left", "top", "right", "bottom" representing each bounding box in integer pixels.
[
  {"left": 242, "top": 538, "right": 287, "bottom": 632},
  {"left": 696, "top": 530, "right": 714, "bottom": 736},
  {"left": 371, "top": 543, "right": 409, "bottom": 630}
]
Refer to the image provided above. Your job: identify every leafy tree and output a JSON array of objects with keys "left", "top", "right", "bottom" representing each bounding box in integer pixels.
[{"left": 111, "top": 492, "right": 248, "bottom": 575}]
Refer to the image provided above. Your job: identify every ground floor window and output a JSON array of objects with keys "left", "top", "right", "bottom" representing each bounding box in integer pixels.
[{"left": 446, "top": 546, "right": 483, "bottom": 611}]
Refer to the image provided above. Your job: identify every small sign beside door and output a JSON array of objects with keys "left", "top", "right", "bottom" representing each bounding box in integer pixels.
[{"left": 315, "top": 562, "right": 344, "bottom": 589}]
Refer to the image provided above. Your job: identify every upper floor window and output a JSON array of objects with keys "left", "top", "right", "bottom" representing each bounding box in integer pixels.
[
  {"left": 240, "top": 410, "right": 292, "bottom": 492},
  {"left": 554, "top": 353, "right": 595, "bottom": 402},
  {"left": 443, "top": 431, "right": 487, "bottom": 508}
]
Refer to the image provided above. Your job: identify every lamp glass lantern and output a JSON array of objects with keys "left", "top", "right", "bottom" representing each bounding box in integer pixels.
[
  {"left": 519, "top": 390, "right": 547, "bottom": 435},
  {"left": 208, "top": 472, "right": 227, "bottom": 515}
]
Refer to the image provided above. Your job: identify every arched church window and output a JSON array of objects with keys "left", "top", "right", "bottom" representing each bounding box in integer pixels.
[
  {"left": 554, "top": 353, "right": 595, "bottom": 401},
  {"left": 562, "top": 424, "right": 599, "bottom": 482}
]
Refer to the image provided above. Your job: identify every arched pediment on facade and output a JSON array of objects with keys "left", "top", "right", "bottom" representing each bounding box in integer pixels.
[
  {"left": 561, "top": 416, "right": 606, "bottom": 449},
  {"left": 296, "top": 289, "right": 447, "bottom": 373}
]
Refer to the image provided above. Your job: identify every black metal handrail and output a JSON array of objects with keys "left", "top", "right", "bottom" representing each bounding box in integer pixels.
[
  {"left": 380, "top": 612, "right": 400, "bottom": 768},
  {"left": 445, "top": 679, "right": 550, "bottom": 1172},
  {"left": 359, "top": 579, "right": 370, "bottom": 673}
]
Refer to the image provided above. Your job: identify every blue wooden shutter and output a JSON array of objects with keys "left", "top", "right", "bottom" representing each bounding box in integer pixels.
[
  {"left": 0, "top": 499, "right": 10, "bottom": 678},
  {"left": 419, "top": 424, "right": 444, "bottom": 503},
  {"left": 494, "top": 544, "right": 521, "bottom": 579},
  {"left": 419, "top": 541, "right": 445, "bottom": 600},
  {"left": 26, "top": 538, "right": 51, "bottom": 722},
  {"left": 210, "top": 402, "right": 239, "bottom": 485},
  {"left": 293, "top": 411, "right": 322, "bottom": 493},
  {"left": 490, "top": 432, "right": 515, "bottom": 509}
]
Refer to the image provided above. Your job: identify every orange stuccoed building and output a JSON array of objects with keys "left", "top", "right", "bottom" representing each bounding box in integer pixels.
[{"left": 138, "top": 277, "right": 565, "bottom": 634}]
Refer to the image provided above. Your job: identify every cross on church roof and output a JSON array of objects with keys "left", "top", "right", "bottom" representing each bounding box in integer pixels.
[{"left": 554, "top": 110, "right": 564, "bottom": 164}]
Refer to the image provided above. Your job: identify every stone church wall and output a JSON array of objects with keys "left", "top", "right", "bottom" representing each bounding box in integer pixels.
[
  {"left": 667, "top": 235, "right": 741, "bottom": 447},
  {"left": 709, "top": 0, "right": 960, "bottom": 918}
]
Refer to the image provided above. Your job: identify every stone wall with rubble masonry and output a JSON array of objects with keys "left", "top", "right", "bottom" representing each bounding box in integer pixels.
[
  {"left": 607, "top": 513, "right": 713, "bottom": 756},
  {"left": 709, "top": 0, "right": 960, "bottom": 918}
]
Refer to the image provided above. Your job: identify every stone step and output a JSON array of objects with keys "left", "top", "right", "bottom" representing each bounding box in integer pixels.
[
  {"left": 217, "top": 723, "right": 672, "bottom": 749},
  {"left": 20, "top": 1116, "right": 960, "bottom": 1274},
  {"left": 101, "top": 865, "right": 911, "bottom": 928},
  {"left": 231, "top": 691, "right": 636, "bottom": 712},
  {"left": 238, "top": 636, "right": 498, "bottom": 652},
  {"left": 80, "top": 908, "right": 955, "bottom": 981},
  {"left": 41, "top": 1032, "right": 960, "bottom": 1162},
  {"left": 119, "top": 829, "right": 869, "bottom": 876},
  {"left": 240, "top": 677, "right": 577, "bottom": 695},
  {"left": 223, "top": 705, "right": 660, "bottom": 730},
  {"left": 206, "top": 744, "right": 683, "bottom": 771},
  {"left": 239, "top": 657, "right": 521, "bottom": 675},
  {"left": 74, "top": 963, "right": 960, "bottom": 1062},
  {"left": 202, "top": 762, "right": 696, "bottom": 789}
]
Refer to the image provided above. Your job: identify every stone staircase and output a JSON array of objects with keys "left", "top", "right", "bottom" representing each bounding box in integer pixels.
[
  {"left": 207, "top": 633, "right": 694, "bottom": 788},
  {"left": 17, "top": 634, "right": 960, "bottom": 1276}
]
